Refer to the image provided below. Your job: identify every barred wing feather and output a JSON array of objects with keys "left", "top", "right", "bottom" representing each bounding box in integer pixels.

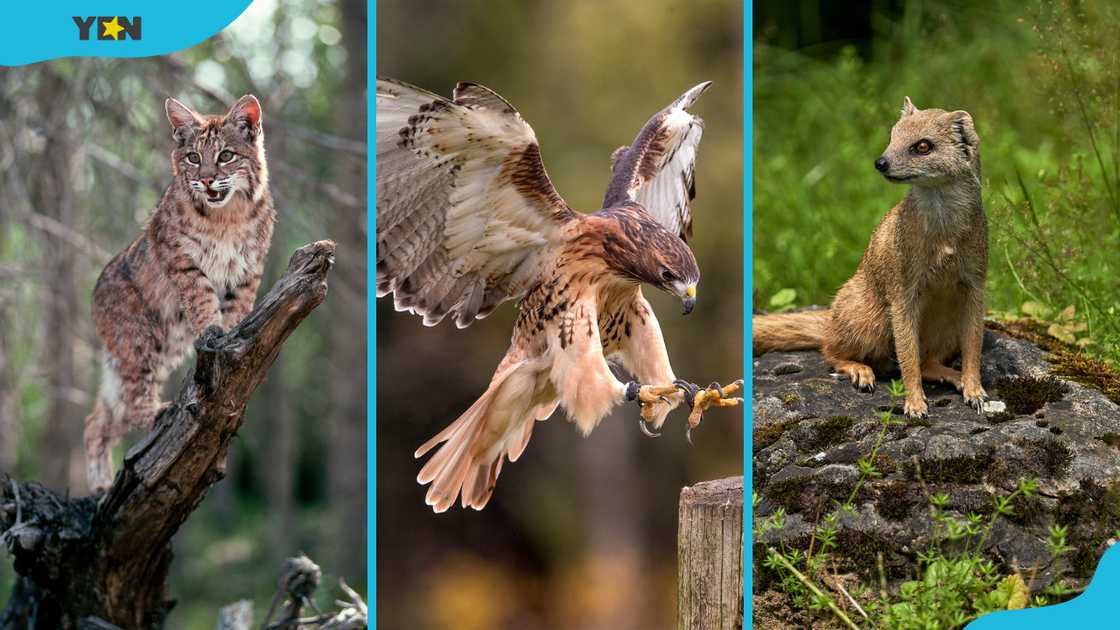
[
  {"left": 602, "top": 81, "right": 710, "bottom": 242},
  {"left": 376, "top": 77, "right": 576, "bottom": 328}
]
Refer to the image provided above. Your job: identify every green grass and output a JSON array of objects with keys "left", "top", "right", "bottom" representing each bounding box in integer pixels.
[{"left": 753, "top": 0, "right": 1120, "bottom": 365}]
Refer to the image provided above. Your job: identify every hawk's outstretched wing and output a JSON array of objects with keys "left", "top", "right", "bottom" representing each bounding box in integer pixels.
[
  {"left": 376, "top": 77, "right": 577, "bottom": 327},
  {"left": 602, "top": 82, "right": 711, "bottom": 241}
]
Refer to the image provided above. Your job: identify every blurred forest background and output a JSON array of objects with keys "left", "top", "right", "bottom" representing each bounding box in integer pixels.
[
  {"left": 377, "top": 1, "right": 742, "bottom": 629},
  {"left": 754, "top": 0, "right": 1120, "bottom": 365},
  {"left": 0, "top": 0, "right": 367, "bottom": 626}
]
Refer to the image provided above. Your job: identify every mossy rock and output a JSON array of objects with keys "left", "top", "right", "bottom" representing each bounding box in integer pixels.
[{"left": 753, "top": 325, "right": 1120, "bottom": 594}]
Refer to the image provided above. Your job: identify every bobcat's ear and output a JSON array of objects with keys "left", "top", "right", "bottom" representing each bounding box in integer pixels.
[
  {"left": 900, "top": 96, "right": 917, "bottom": 118},
  {"left": 225, "top": 95, "right": 262, "bottom": 141},
  {"left": 165, "top": 98, "right": 200, "bottom": 130}
]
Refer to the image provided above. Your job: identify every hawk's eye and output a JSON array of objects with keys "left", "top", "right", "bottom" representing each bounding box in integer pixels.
[
  {"left": 186, "top": 152, "right": 201, "bottom": 165},
  {"left": 660, "top": 269, "right": 677, "bottom": 282},
  {"left": 218, "top": 150, "right": 235, "bottom": 163},
  {"left": 912, "top": 140, "right": 932, "bottom": 155}
]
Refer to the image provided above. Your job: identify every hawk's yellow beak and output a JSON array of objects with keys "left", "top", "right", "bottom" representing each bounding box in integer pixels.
[{"left": 682, "top": 284, "right": 697, "bottom": 315}]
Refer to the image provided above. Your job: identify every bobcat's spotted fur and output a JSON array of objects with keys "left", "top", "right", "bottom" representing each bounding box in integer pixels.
[{"left": 84, "top": 95, "right": 275, "bottom": 491}]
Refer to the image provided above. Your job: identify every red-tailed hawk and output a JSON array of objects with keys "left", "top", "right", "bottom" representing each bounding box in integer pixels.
[{"left": 377, "top": 78, "right": 741, "bottom": 512}]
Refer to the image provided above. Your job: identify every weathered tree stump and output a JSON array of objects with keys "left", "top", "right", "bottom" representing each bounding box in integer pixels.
[
  {"left": 0, "top": 241, "right": 335, "bottom": 629},
  {"left": 677, "top": 475, "right": 744, "bottom": 630}
]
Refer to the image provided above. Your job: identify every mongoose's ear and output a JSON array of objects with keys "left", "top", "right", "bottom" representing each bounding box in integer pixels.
[
  {"left": 900, "top": 96, "right": 917, "bottom": 117},
  {"left": 165, "top": 97, "right": 200, "bottom": 130},
  {"left": 949, "top": 111, "right": 979, "bottom": 148}
]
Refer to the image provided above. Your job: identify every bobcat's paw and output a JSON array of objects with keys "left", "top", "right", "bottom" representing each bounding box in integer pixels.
[{"left": 195, "top": 325, "right": 227, "bottom": 352}]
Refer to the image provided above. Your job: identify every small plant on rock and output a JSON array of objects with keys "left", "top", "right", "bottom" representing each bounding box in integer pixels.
[{"left": 753, "top": 379, "right": 1081, "bottom": 629}]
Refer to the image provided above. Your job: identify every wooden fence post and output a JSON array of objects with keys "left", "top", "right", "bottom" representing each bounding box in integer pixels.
[{"left": 678, "top": 475, "right": 745, "bottom": 630}]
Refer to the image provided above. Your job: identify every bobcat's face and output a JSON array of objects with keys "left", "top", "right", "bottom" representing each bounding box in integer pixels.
[
  {"left": 875, "top": 97, "right": 980, "bottom": 186},
  {"left": 166, "top": 95, "right": 268, "bottom": 210}
]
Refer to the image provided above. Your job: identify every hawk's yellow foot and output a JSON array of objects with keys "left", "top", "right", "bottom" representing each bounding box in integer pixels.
[
  {"left": 625, "top": 382, "right": 682, "bottom": 437},
  {"left": 675, "top": 379, "right": 744, "bottom": 444}
]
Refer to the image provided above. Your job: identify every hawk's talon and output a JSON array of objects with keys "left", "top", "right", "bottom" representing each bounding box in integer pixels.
[
  {"left": 676, "top": 378, "right": 743, "bottom": 443},
  {"left": 627, "top": 381, "right": 679, "bottom": 436},
  {"left": 639, "top": 419, "right": 661, "bottom": 438}
]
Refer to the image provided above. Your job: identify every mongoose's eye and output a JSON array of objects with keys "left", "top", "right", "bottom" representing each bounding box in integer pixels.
[
  {"left": 186, "top": 152, "right": 201, "bottom": 165},
  {"left": 218, "top": 150, "right": 235, "bottom": 164},
  {"left": 913, "top": 140, "right": 932, "bottom": 155}
]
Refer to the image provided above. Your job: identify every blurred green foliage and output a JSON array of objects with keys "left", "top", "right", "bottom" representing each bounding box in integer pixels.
[
  {"left": 378, "top": 1, "right": 742, "bottom": 628},
  {"left": 754, "top": 0, "right": 1120, "bottom": 364}
]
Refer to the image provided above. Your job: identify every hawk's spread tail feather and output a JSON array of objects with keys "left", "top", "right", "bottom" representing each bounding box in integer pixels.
[
  {"left": 415, "top": 360, "right": 555, "bottom": 512},
  {"left": 752, "top": 310, "right": 830, "bottom": 354}
]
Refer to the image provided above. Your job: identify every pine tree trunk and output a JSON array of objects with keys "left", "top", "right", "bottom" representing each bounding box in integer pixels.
[{"left": 30, "top": 69, "right": 84, "bottom": 494}]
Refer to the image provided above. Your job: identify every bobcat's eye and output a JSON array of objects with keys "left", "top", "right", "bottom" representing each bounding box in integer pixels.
[
  {"left": 186, "top": 152, "right": 201, "bottom": 165},
  {"left": 912, "top": 140, "right": 932, "bottom": 155},
  {"left": 218, "top": 150, "right": 235, "bottom": 164}
]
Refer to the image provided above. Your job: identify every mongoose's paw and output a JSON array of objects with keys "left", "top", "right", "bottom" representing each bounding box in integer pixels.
[
  {"left": 921, "top": 364, "right": 963, "bottom": 390},
  {"left": 834, "top": 361, "right": 877, "bottom": 393},
  {"left": 625, "top": 382, "right": 682, "bottom": 437},
  {"left": 675, "top": 379, "right": 744, "bottom": 444},
  {"left": 903, "top": 393, "right": 929, "bottom": 419},
  {"left": 963, "top": 384, "right": 988, "bottom": 414}
]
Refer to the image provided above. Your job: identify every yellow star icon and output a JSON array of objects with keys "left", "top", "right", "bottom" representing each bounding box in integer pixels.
[{"left": 101, "top": 16, "right": 124, "bottom": 40}]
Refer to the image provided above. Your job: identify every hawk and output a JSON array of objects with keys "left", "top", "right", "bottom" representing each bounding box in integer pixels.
[{"left": 377, "top": 77, "right": 742, "bottom": 512}]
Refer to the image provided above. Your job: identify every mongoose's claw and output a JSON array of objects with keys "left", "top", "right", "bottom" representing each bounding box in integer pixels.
[
  {"left": 904, "top": 394, "right": 929, "bottom": 419},
  {"left": 963, "top": 384, "right": 987, "bottom": 415},
  {"left": 835, "top": 362, "right": 877, "bottom": 393},
  {"left": 965, "top": 392, "right": 988, "bottom": 414}
]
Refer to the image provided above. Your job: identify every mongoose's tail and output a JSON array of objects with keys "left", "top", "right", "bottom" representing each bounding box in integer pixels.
[{"left": 752, "top": 310, "right": 830, "bottom": 354}]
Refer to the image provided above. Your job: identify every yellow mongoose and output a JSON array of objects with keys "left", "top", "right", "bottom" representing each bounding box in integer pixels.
[{"left": 754, "top": 97, "right": 987, "bottom": 418}]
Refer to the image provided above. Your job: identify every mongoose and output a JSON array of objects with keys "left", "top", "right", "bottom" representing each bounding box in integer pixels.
[
  {"left": 753, "top": 97, "right": 987, "bottom": 418},
  {"left": 84, "top": 95, "right": 275, "bottom": 492}
]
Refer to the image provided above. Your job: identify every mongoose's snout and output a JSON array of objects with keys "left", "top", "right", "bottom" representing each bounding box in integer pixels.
[{"left": 874, "top": 156, "right": 890, "bottom": 172}]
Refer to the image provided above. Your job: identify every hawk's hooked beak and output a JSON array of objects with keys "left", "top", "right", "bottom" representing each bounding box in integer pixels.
[{"left": 682, "top": 284, "right": 697, "bottom": 315}]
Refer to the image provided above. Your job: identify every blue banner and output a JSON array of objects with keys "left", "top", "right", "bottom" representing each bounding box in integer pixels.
[
  {"left": 0, "top": 1, "right": 252, "bottom": 66},
  {"left": 968, "top": 544, "right": 1120, "bottom": 628}
]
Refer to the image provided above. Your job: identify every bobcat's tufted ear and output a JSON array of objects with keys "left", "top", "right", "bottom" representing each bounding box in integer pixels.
[
  {"left": 165, "top": 97, "right": 200, "bottom": 130},
  {"left": 225, "top": 95, "right": 262, "bottom": 141}
]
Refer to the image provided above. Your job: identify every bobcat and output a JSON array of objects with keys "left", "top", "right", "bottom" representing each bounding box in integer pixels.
[
  {"left": 753, "top": 97, "right": 987, "bottom": 419},
  {"left": 84, "top": 95, "right": 275, "bottom": 492}
]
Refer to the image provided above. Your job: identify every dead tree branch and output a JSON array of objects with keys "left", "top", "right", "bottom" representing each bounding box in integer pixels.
[{"left": 0, "top": 240, "right": 335, "bottom": 629}]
